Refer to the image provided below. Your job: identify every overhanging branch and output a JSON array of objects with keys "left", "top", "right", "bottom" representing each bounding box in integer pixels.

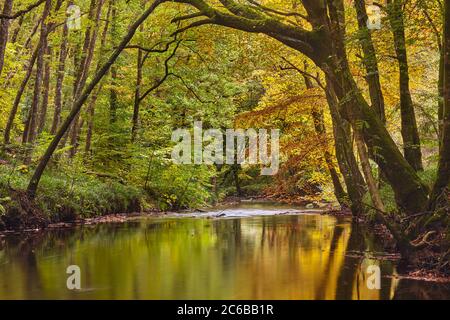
[{"left": 0, "top": 0, "right": 46, "bottom": 19}]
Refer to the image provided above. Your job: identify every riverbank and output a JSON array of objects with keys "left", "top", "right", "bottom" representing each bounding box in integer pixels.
[{"left": 0, "top": 165, "right": 147, "bottom": 231}]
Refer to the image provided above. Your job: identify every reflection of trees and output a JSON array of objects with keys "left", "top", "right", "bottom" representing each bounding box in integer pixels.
[
  {"left": 393, "top": 279, "right": 450, "bottom": 300},
  {"left": 0, "top": 215, "right": 448, "bottom": 299}
]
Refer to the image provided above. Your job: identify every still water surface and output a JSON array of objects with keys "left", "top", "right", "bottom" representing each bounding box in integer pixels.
[{"left": 0, "top": 203, "right": 449, "bottom": 299}]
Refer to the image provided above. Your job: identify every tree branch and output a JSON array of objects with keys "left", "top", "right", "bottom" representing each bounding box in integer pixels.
[
  {"left": 139, "top": 39, "right": 183, "bottom": 102},
  {"left": 247, "top": 0, "right": 309, "bottom": 21},
  {"left": 0, "top": 0, "right": 46, "bottom": 19},
  {"left": 171, "top": 19, "right": 214, "bottom": 37},
  {"left": 171, "top": 11, "right": 205, "bottom": 23},
  {"left": 164, "top": 0, "right": 318, "bottom": 59}
]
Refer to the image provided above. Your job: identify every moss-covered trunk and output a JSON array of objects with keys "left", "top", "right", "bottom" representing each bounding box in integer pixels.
[{"left": 429, "top": 0, "right": 450, "bottom": 210}]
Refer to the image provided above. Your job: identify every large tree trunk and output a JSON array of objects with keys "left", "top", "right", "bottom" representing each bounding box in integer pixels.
[
  {"left": 326, "top": 63, "right": 428, "bottom": 214},
  {"left": 322, "top": 0, "right": 428, "bottom": 214},
  {"left": 387, "top": 0, "right": 423, "bottom": 171},
  {"left": 429, "top": 0, "right": 450, "bottom": 210},
  {"left": 354, "top": 0, "right": 385, "bottom": 123},
  {"left": 0, "top": 0, "right": 13, "bottom": 77},
  {"left": 438, "top": 49, "right": 444, "bottom": 143},
  {"left": 27, "top": 0, "right": 163, "bottom": 198},
  {"left": 325, "top": 81, "right": 367, "bottom": 215}
]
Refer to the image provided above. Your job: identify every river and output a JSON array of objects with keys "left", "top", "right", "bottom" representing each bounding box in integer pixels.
[{"left": 0, "top": 202, "right": 449, "bottom": 299}]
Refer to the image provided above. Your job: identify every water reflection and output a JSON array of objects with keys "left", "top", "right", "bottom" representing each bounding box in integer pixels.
[{"left": 0, "top": 213, "right": 449, "bottom": 299}]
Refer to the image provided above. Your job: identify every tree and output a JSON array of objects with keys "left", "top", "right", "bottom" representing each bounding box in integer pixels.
[
  {"left": 27, "top": 0, "right": 163, "bottom": 198},
  {"left": 165, "top": 0, "right": 428, "bottom": 214},
  {"left": 386, "top": 0, "right": 423, "bottom": 171},
  {"left": 429, "top": 0, "right": 450, "bottom": 210},
  {"left": 0, "top": 0, "right": 13, "bottom": 77},
  {"left": 354, "top": 0, "right": 386, "bottom": 123}
]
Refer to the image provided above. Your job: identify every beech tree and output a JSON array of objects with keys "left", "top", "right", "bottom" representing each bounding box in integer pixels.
[{"left": 160, "top": 0, "right": 428, "bottom": 214}]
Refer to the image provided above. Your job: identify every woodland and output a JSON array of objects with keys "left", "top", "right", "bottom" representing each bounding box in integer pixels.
[{"left": 0, "top": 0, "right": 449, "bottom": 276}]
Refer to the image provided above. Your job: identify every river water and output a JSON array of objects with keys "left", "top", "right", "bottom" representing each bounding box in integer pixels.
[{"left": 0, "top": 202, "right": 449, "bottom": 299}]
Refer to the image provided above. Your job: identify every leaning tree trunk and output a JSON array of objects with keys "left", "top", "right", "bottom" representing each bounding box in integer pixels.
[
  {"left": 27, "top": 0, "right": 163, "bottom": 198},
  {"left": 429, "top": 0, "right": 450, "bottom": 210},
  {"left": 387, "top": 0, "right": 423, "bottom": 171},
  {"left": 326, "top": 60, "right": 428, "bottom": 214},
  {"left": 325, "top": 81, "right": 367, "bottom": 215},
  {"left": 355, "top": 129, "right": 385, "bottom": 214}
]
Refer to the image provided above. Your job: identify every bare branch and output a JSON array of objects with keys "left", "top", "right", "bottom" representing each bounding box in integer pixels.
[
  {"left": 171, "top": 18, "right": 213, "bottom": 37},
  {"left": 139, "top": 40, "right": 183, "bottom": 102},
  {"left": 280, "top": 56, "right": 325, "bottom": 90}
]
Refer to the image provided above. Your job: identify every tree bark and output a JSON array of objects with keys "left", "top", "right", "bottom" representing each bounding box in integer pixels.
[
  {"left": 131, "top": 47, "right": 143, "bottom": 142},
  {"left": 51, "top": 9, "right": 69, "bottom": 134},
  {"left": 0, "top": 0, "right": 13, "bottom": 77},
  {"left": 22, "top": 0, "right": 51, "bottom": 149},
  {"left": 355, "top": 129, "right": 385, "bottom": 213},
  {"left": 37, "top": 45, "right": 51, "bottom": 134},
  {"left": 3, "top": 44, "right": 39, "bottom": 144},
  {"left": 429, "top": 0, "right": 450, "bottom": 210},
  {"left": 387, "top": 0, "right": 423, "bottom": 171},
  {"left": 84, "top": 0, "right": 111, "bottom": 154},
  {"left": 325, "top": 81, "right": 367, "bottom": 215},
  {"left": 27, "top": 0, "right": 163, "bottom": 198},
  {"left": 109, "top": 4, "right": 118, "bottom": 125},
  {"left": 438, "top": 49, "right": 444, "bottom": 143},
  {"left": 302, "top": 69, "right": 348, "bottom": 208},
  {"left": 69, "top": 0, "right": 104, "bottom": 158},
  {"left": 84, "top": 85, "right": 102, "bottom": 154},
  {"left": 354, "top": 0, "right": 385, "bottom": 123}
]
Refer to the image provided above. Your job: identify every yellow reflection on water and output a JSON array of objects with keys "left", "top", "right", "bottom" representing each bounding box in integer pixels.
[{"left": 0, "top": 213, "right": 437, "bottom": 300}]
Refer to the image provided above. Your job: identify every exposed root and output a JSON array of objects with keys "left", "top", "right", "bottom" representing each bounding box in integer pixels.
[{"left": 0, "top": 190, "right": 49, "bottom": 231}]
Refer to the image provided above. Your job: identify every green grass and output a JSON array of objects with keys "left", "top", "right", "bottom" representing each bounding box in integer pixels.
[{"left": 0, "top": 164, "right": 146, "bottom": 222}]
